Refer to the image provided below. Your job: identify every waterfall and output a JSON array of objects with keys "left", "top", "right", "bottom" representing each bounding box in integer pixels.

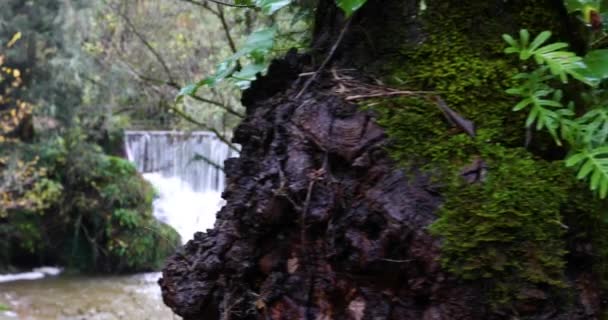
[{"left": 124, "top": 131, "right": 236, "bottom": 242}]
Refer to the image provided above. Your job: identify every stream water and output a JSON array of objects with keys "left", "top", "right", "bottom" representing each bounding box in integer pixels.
[{"left": 0, "top": 131, "right": 235, "bottom": 320}]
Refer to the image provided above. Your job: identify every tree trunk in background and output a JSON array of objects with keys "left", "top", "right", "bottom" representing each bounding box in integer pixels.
[{"left": 159, "top": 0, "right": 604, "bottom": 319}]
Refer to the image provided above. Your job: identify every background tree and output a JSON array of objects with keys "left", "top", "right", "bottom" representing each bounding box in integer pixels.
[{"left": 0, "top": 0, "right": 181, "bottom": 273}]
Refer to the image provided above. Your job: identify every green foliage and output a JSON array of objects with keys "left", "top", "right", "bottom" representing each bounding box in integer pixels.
[
  {"left": 566, "top": 147, "right": 608, "bottom": 197},
  {"left": 178, "top": 0, "right": 369, "bottom": 100},
  {"left": 106, "top": 219, "right": 179, "bottom": 271},
  {"left": 582, "top": 49, "right": 608, "bottom": 81},
  {"left": 236, "top": 0, "right": 294, "bottom": 14},
  {"left": 235, "top": 0, "right": 370, "bottom": 18},
  {"left": 504, "top": 29, "right": 608, "bottom": 198},
  {"left": 177, "top": 27, "right": 277, "bottom": 99},
  {"left": 503, "top": 30, "right": 590, "bottom": 84},
  {"left": 113, "top": 209, "right": 140, "bottom": 229},
  {"left": 371, "top": 0, "right": 608, "bottom": 310},
  {"left": 0, "top": 127, "right": 179, "bottom": 273},
  {"left": 335, "top": 0, "right": 368, "bottom": 17},
  {"left": 564, "top": 0, "right": 601, "bottom": 23}
]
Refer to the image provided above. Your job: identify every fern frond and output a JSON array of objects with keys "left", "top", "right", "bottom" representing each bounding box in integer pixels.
[
  {"left": 503, "top": 29, "right": 590, "bottom": 85},
  {"left": 566, "top": 147, "right": 608, "bottom": 198},
  {"left": 537, "top": 51, "right": 585, "bottom": 83},
  {"left": 577, "top": 108, "right": 608, "bottom": 146}
]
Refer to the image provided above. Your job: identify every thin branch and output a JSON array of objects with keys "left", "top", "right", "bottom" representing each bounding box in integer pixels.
[
  {"left": 111, "top": 3, "right": 176, "bottom": 84},
  {"left": 216, "top": 4, "right": 238, "bottom": 54},
  {"left": 180, "top": 0, "right": 219, "bottom": 15},
  {"left": 296, "top": 17, "right": 352, "bottom": 99},
  {"left": 113, "top": 1, "right": 243, "bottom": 118},
  {"left": 187, "top": 152, "right": 225, "bottom": 172},
  {"left": 167, "top": 105, "right": 240, "bottom": 152},
  {"left": 345, "top": 91, "right": 432, "bottom": 101},
  {"left": 189, "top": 94, "right": 245, "bottom": 118},
  {"left": 116, "top": 56, "right": 244, "bottom": 118},
  {"left": 181, "top": 0, "right": 255, "bottom": 9}
]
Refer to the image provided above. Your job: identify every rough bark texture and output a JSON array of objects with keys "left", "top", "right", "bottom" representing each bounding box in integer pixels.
[
  {"left": 160, "top": 50, "right": 482, "bottom": 319},
  {"left": 160, "top": 0, "right": 603, "bottom": 319}
]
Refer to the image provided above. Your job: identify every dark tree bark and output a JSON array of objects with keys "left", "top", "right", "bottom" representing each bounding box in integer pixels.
[{"left": 159, "top": 1, "right": 604, "bottom": 319}]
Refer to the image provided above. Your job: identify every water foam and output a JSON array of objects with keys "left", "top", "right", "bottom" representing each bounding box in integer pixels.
[
  {"left": 124, "top": 131, "right": 236, "bottom": 242},
  {"left": 0, "top": 267, "right": 62, "bottom": 283}
]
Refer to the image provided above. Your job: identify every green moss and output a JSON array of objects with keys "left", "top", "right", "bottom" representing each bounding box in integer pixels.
[
  {"left": 429, "top": 146, "right": 570, "bottom": 304},
  {"left": 367, "top": 0, "right": 608, "bottom": 310}
]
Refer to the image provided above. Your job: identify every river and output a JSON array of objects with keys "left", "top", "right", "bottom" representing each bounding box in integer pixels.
[
  {"left": 0, "top": 272, "right": 175, "bottom": 320},
  {"left": 0, "top": 131, "right": 235, "bottom": 320}
]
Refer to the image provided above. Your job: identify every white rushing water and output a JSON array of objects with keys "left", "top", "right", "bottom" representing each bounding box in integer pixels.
[
  {"left": 124, "top": 130, "right": 237, "bottom": 242},
  {"left": 0, "top": 267, "right": 62, "bottom": 284}
]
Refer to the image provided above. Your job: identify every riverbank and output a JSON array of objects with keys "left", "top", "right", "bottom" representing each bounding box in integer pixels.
[{"left": 0, "top": 272, "right": 176, "bottom": 320}]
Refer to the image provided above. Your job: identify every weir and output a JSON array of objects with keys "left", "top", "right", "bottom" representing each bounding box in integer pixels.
[{"left": 124, "top": 131, "right": 237, "bottom": 242}]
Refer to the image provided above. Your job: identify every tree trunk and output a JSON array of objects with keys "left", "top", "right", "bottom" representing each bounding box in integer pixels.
[{"left": 159, "top": 0, "right": 605, "bottom": 319}]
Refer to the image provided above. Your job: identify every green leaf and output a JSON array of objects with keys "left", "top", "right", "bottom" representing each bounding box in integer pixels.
[
  {"left": 232, "top": 63, "right": 268, "bottom": 89},
  {"left": 601, "top": 177, "right": 608, "bottom": 198},
  {"left": 336, "top": 0, "right": 368, "bottom": 17},
  {"left": 232, "top": 63, "right": 267, "bottom": 81},
  {"left": 578, "top": 155, "right": 596, "bottom": 178},
  {"left": 526, "top": 106, "right": 540, "bottom": 127},
  {"left": 176, "top": 83, "right": 199, "bottom": 101},
  {"left": 255, "top": 0, "right": 293, "bottom": 14},
  {"left": 563, "top": 0, "right": 600, "bottom": 13},
  {"left": 591, "top": 167, "right": 602, "bottom": 189},
  {"left": 502, "top": 34, "right": 518, "bottom": 48},
  {"left": 566, "top": 152, "right": 588, "bottom": 167},
  {"left": 568, "top": 147, "right": 608, "bottom": 198},
  {"left": 519, "top": 29, "right": 530, "bottom": 49},
  {"left": 528, "top": 31, "right": 551, "bottom": 52},
  {"left": 513, "top": 97, "right": 533, "bottom": 111},
  {"left": 581, "top": 49, "right": 608, "bottom": 82},
  {"left": 534, "top": 42, "right": 568, "bottom": 55},
  {"left": 232, "top": 28, "right": 276, "bottom": 60},
  {"left": 176, "top": 78, "right": 213, "bottom": 101},
  {"left": 207, "top": 60, "right": 235, "bottom": 86}
]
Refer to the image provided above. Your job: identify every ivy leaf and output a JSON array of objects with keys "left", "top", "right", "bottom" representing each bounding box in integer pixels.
[
  {"left": 335, "top": 0, "right": 367, "bottom": 17},
  {"left": 255, "top": 0, "right": 292, "bottom": 14}
]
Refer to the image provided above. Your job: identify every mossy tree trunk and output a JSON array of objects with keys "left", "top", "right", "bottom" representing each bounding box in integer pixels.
[{"left": 160, "top": 0, "right": 606, "bottom": 319}]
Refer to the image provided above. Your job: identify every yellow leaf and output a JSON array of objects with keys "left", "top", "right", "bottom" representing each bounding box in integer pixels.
[
  {"left": 13, "top": 69, "right": 20, "bottom": 78},
  {"left": 7, "top": 32, "right": 22, "bottom": 48}
]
